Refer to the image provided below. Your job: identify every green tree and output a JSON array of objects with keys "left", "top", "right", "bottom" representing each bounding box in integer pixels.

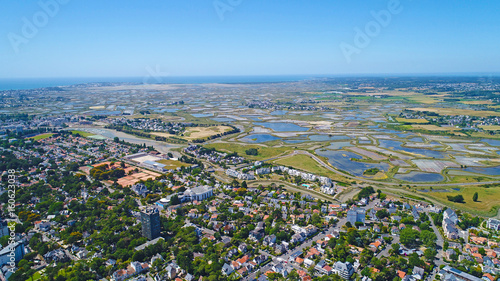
[
  {"left": 310, "top": 213, "right": 322, "bottom": 226},
  {"left": 176, "top": 250, "right": 194, "bottom": 273},
  {"left": 408, "top": 253, "right": 424, "bottom": 268},
  {"left": 447, "top": 194, "right": 465, "bottom": 203},
  {"left": 376, "top": 209, "right": 389, "bottom": 219},
  {"left": 390, "top": 243, "right": 400, "bottom": 256},
  {"left": 420, "top": 230, "right": 437, "bottom": 247},
  {"left": 472, "top": 192, "right": 478, "bottom": 202},
  {"left": 170, "top": 195, "right": 180, "bottom": 205},
  {"left": 288, "top": 270, "right": 300, "bottom": 281},
  {"left": 132, "top": 251, "right": 145, "bottom": 261},
  {"left": 478, "top": 248, "right": 486, "bottom": 256},
  {"left": 400, "top": 228, "right": 420, "bottom": 248},
  {"left": 424, "top": 248, "right": 436, "bottom": 261},
  {"left": 245, "top": 148, "right": 258, "bottom": 156}
]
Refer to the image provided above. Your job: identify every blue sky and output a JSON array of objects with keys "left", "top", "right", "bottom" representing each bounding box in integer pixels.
[{"left": 1, "top": 0, "right": 499, "bottom": 78}]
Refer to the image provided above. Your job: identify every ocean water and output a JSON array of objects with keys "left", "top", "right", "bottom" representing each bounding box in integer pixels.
[{"left": 0, "top": 75, "right": 317, "bottom": 91}]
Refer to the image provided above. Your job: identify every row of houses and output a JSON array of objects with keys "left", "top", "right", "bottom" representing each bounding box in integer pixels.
[
  {"left": 221, "top": 254, "right": 269, "bottom": 277},
  {"left": 226, "top": 169, "right": 255, "bottom": 180},
  {"left": 271, "top": 166, "right": 334, "bottom": 187},
  {"left": 442, "top": 209, "right": 466, "bottom": 240}
]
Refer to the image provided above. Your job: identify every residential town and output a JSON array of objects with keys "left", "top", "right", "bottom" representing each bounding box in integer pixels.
[
  {"left": 2, "top": 77, "right": 500, "bottom": 280},
  {"left": 1, "top": 126, "right": 500, "bottom": 281}
]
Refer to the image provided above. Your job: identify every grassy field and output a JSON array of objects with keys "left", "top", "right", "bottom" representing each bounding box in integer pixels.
[
  {"left": 204, "top": 142, "right": 291, "bottom": 160},
  {"left": 273, "top": 154, "right": 336, "bottom": 178},
  {"left": 426, "top": 185, "right": 500, "bottom": 217},
  {"left": 395, "top": 118, "right": 429, "bottom": 124},
  {"left": 28, "top": 133, "right": 54, "bottom": 140},
  {"left": 479, "top": 125, "right": 500, "bottom": 131},
  {"left": 70, "top": 130, "right": 96, "bottom": 137},
  {"left": 444, "top": 172, "right": 497, "bottom": 183},
  {"left": 271, "top": 154, "right": 354, "bottom": 183},
  {"left": 408, "top": 107, "right": 500, "bottom": 117},
  {"left": 468, "top": 131, "right": 500, "bottom": 140},
  {"left": 411, "top": 124, "right": 462, "bottom": 131},
  {"left": 156, "top": 159, "right": 191, "bottom": 169}
]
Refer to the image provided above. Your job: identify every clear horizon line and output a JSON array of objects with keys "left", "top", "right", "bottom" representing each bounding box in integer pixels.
[{"left": 2, "top": 72, "right": 500, "bottom": 80}]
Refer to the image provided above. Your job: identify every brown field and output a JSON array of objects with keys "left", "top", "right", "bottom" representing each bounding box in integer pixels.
[
  {"left": 460, "top": 100, "right": 494, "bottom": 105},
  {"left": 152, "top": 125, "right": 232, "bottom": 140},
  {"left": 347, "top": 147, "right": 387, "bottom": 160},
  {"left": 406, "top": 95, "right": 441, "bottom": 104},
  {"left": 412, "top": 124, "right": 462, "bottom": 131},
  {"left": 157, "top": 159, "right": 191, "bottom": 169},
  {"left": 184, "top": 126, "right": 232, "bottom": 139},
  {"left": 316, "top": 102, "right": 347, "bottom": 106},
  {"left": 151, "top": 132, "right": 176, "bottom": 138}
]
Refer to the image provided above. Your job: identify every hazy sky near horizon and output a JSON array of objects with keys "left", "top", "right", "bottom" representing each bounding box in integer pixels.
[{"left": 1, "top": 0, "right": 500, "bottom": 78}]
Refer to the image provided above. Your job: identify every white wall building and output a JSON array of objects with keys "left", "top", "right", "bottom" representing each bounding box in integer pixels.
[{"left": 183, "top": 186, "right": 214, "bottom": 201}]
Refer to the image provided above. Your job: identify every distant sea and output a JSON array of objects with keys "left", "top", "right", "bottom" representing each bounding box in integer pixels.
[
  {"left": 3, "top": 73, "right": 497, "bottom": 91},
  {"left": 0, "top": 75, "right": 320, "bottom": 91}
]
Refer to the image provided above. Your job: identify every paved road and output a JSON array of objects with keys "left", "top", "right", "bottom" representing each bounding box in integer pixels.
[
  {"left": 376, "top": 236, "right": 399, "bottom": 259},
  {"left": 427, "top": 214, "right": 445, "bottom": 281},
  {"left": 64, "top": 249, "right": 79, "bottom": 261}
]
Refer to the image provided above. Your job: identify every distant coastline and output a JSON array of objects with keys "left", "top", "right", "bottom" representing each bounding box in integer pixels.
[
  {"left": 1, "top": 73, "right": 498, "bottom": 91},
  {"left": 0, "top": 75, "right": 316, "bottom": 91}
]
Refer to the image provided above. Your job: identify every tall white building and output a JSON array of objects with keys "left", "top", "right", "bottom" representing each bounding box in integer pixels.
[{"left": 183, "top": 186, "right": 214, "bottom": 201}]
